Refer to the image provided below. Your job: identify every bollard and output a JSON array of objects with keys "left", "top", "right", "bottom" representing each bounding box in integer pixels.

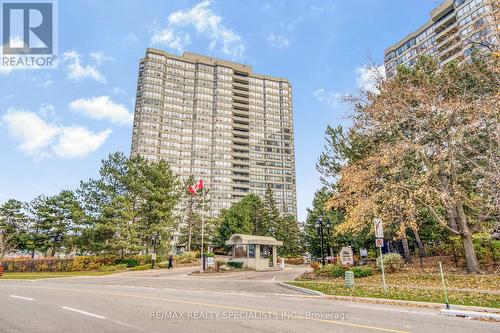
[
  {"left": 344, "top": 271, "right": 354, "bottom": 288},
  {"left": 280, "top": 257, "right": 285, "bottom": 270}
]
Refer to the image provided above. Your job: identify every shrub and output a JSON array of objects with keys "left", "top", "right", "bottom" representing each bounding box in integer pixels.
[
  {"left": 175, "top": 251, "right": 197, "bottom": 264},
  {"left": 114, "top": 258, "right": 139, "bottom": 268},
  {"left": 310, "top": 261, "right": 321, "bottom": 271},
  {"left": 129, "top": 264, "right": 149, "bottom": 271},
  {"left": 284, "top": 257, "right": 304, "bottom": 265},
  {"left": 349, "top": 266, "right": 374, "bottom": 278},
  {"left": 157, "top": 262, "right": 168, "bottom": 269},
  {"left": 215, "top": 259, "right": 226, "bottom": 271},
  {"left": 227, "top": 261, "right": 243, "bottom": 269},
  {"left": 70, "top": 256, "right": 115, "bottom": 271},
  {"left": 445, "top": 234, "right": 498, "bottom": 264},
  {"left": 204, "top": 253, "right": 215, "bottom": 257},
  {"left": 377, "top": 253, "right": 404, "bottom": 273},
  {"left": 319, "top": 264, "right": 345, "bottom": 278},
  {"left": 98, "top": 264, "right": 127, "bottom": 272}
]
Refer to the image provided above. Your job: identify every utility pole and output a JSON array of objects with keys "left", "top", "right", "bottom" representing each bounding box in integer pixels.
[{"left": 200, "top": 184, "right": 205, "bottom": 272}]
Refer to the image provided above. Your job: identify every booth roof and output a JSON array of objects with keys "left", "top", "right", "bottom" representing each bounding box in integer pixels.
[{"left": 225, "top": 234, "right": 283, "bottom": 246}]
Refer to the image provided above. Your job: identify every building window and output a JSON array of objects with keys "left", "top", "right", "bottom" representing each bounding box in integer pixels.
[
  {"left": 234, "top": 245, "right": 247, "bottom": 258},
  {"left": 260, "top": 245, "right": 272, "bottom": 259},
  {"left": 248, "top": 245, "right": 256, "bottom": 258}
]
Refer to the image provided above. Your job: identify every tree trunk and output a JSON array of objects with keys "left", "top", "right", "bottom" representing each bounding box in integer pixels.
[
  {"left": 455, "top": 201, "right": 480, "bottom": 273},
  {"left": 446, "top": 204, "right": 459, "bottom": 232},
  {"left": 401, "top": 235, "right": 412, "bottom": 263},
  {"left": 412, "top": 227, "right": 426, "bottom": 256},
  {"left": 0, "top": 233, "right": 5, "bottom": 262}
]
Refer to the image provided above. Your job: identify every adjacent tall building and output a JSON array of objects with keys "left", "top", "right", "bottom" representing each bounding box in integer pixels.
[
  {"left": 384, "top": 0, "right": 499, "bottom": 78},
  {"left": 131, "top": 49, "right": 297, "bottom": 218}
]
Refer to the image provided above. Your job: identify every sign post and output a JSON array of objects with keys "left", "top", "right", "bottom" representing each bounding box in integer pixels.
[{"left": 374, "top": 218, "right": 387, "bottom": 293}]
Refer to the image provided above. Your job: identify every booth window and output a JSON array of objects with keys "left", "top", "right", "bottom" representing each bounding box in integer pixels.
[
  {"left": 234, "top": 245, "right": 247, "bottom": 258},
  {"left": 248, "top": 244, "right": 255, "bottom": 258},
  {"left": 260, "top": 245, "right": 272, "bottom": 259}
]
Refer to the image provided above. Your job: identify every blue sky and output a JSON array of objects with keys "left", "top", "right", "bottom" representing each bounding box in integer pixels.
[{"left": 0, "top": 0, "right": 438, "bottom": 221}]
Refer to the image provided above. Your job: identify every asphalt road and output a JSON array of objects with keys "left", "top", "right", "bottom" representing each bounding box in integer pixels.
[{"left": 0, "top": 266, "right": 497, "bottom": 333}]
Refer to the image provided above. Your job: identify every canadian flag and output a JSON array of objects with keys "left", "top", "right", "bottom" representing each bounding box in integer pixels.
[{"left": 188, "top": 179, "right": 204, "bottom": 194}]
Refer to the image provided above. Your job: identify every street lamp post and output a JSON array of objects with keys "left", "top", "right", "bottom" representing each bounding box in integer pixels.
[{"left": 315, "top": 217, "right": 332, "bottom": 266}]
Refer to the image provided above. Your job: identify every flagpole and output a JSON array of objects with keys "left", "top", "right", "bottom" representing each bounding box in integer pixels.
[{"left": 200, "top": 182, "right": 205, "bottom": 272}]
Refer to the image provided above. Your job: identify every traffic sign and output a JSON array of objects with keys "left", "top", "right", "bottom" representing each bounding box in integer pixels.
[
  {"left": 375, "top": 238, "right": 384, "bottom": 248},
  {"left": 373, "top": 218, "right": 384, "bottom": 238}
]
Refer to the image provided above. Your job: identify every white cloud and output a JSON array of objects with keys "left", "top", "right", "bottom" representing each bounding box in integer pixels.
[
  {"left": 1, "top": 106, "right": 111, "bottom": 159},
  {"left": 111, "top": 86, "right": 126, "bottom": 96},
  {"left": 152, "top": 0, "right": 245, "bottom": 58},
  {"left": 267, "top": 34, "right": 291, "bottom": 48},
  {"left": 151, "top": 29, "right": 190, "bottom": 52},
  {"left": 53, "top": 127, "right": 112, "bottom": 158},
  {"left": 69, "top": 96, "right": 133, "bottom": 125},
  {"left": 63, "top": 50, "right": 106, "bottom": 83},
  {"left": 38, "top": 79, "right": 53, "bottom": 88},
  {"left": 0, "top": 66, "right": 14, "bottom": 75},
  {"left": 356, "top": 65, "right": 386, "bottom": 94},
  {"left": 314, "top": 88, "right": 342, "bottom": 108},
  {"left": 89, "top": 51, "right": 115, "bottom": 65},
  {"left": 38, "top": 103, "right": 56, "bottom": 118},
  {"left": 125, "top": 32, "right": 139, "bottom": 44},
  {"left": 2, "top": 108, "right": 60, "bottom": 157}
]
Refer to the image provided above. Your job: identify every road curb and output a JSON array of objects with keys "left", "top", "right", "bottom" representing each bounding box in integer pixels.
[
  {"left": 286, "top": 284, "right": 500, "bottom": 314},
  {"left": 441, "top": 309, "right": 500, "bottom": 321},
  {"left": 278, "top": 282, "right": 324, "bottom": 296},
  {"left": 322, "top": 295, "right": 500, "bottom": 313}
]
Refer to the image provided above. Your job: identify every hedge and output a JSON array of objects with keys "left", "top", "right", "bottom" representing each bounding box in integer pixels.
[{"left": 227, "top": 261, "right": 244, "bottom": 269}]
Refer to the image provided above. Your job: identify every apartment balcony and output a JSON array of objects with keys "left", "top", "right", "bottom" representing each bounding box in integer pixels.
[
  {"left": 232, "top": 171, "right": 250, "bottom": 178},
  {"left": 233, "top": 102, "right": 250, "bottom": 111},
  {"left": 232, "top": 187, "right": 250, "bottom": 194},
  {"left": 433, "top": 9, "right": 456, "bottom": 34},
  {"left": 232, "top": 163, "right": 250, "bottom": 170},
  {"left": 232, "top": 123, "right": 249, "bottom": 132},
  {"left": 233, "top": 74, "right": 249, "bottom": 85},
  {"left": 233, "top": 90, "right": 249, "bottom": 98},
  {"left": 232, "top": 150, "right": 249, "bottom": 158},
  {"left": 233, "top": 81, "right": 250, "bottom": 91},
  {"left": 436, "top": 24, "right": 458, "bottom": 44},
  {"left": 233, "top": 95, "right": 249, "bottom": 103},
  {"left": 439, "top": 44, "right": 462, "bottom": 62},
  {"left": 438, "top": 36, "right": 461, "bottom": 53},
  {"left": 232, "top": 180, "right": 250, "bottom": 186},
  {"left": 233, "top": 129, "right": 249, "bottom": 137},
  {"left": 232, "top": 142, "right": 249, "bottom": 150},
  {"left": 440, "top": 51, "right": 464, "bottom": 66},
  {"left": 233, "top": 115, "right": 249, "bottom": 124},
  {"left": 232, "top": 157, "right": 250, "bottom": 165},
  {"left": 232, "top": 136, "right": 249, "bottom": 144}
]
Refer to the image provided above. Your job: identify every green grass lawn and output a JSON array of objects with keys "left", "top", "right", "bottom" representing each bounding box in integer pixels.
[
  {"left": 0, "top": 271, "right": 120, "bottom": 280},
  {"left": 289, "top": 281, "right": 500, "bottom": 308}
]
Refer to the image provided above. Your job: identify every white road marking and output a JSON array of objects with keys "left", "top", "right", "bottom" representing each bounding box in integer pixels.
[
  {"left": 61, "top": 306, "right": 106, "bottom": 319},
  {"left": 9, "top": 295, "right": 34, "bottom": 301},
  {"left": 271, "top": 275, "right": 278, "bottom": 281}
]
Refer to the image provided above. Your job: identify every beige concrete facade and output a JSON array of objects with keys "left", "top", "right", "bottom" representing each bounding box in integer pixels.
[
  {"left": 384, "top": 0, "right": 499, "bottom": 77},
  {"left": 130, "top": 49, "right": 297, "bottom": 220},
  {"left": 226, "top": 234, "right": 283, "bottom": 270}
]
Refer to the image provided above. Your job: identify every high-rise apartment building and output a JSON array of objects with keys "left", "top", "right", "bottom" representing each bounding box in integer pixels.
[
  {"left": 131, "top": 48, "right": 297, "bottom": 219},
  {"left": 384, "top": 0, "right": 499, "bottom": 78}
]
